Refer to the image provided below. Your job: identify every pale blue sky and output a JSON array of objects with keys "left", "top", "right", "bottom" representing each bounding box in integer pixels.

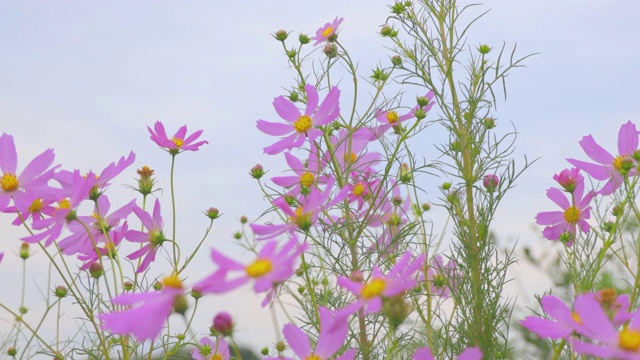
[{"left": 1, "top": 0, "right": 639, "bottom": 354}]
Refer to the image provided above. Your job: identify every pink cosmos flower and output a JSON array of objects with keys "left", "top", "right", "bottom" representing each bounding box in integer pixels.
[
  {"left": 312, "top": 17, "right": 344, "bottom": 46},
  {"left": 257, "top": 84, "right": 340, "bottom": 155},
  {"left": 535, "top": 174, "right": 594, "bottom": 246},
  {"left": 426, "top": 255, "right": 458, "bottom": 299},
  {"left": 192, "top": 336, "right": 230, "bottom": 360},
  {"left": 0, "top": 133, "right": 58, "bottom": 213},
  {"left": 250, "top": 176, "right": 348, "bottom": 241},
  {"left": 271, "top": 143, "right": 330, "bottom": 195},
  {"left": 125, "top": 198, "right": 166, "bottom": 273},
  {"left": 553, "top": 167, "right": 582, "bottom": 192},
  {"left": 4, "top": 191, "right": 58, "bottom": 226},
  {"left": 373, "top": 91, "right": 435, "bottom": 137},
  {"left": 567, "top": 120, "right": 639, "bottom": 196},
  {"left": 0, "top": 252, "right": 3, "bottom": 264},
  {"left": 570, "top": 293, "right": 640, "bottom": 358},
  {"left": 24, "top": 170, "right": 98, "bottom": 246},
  {"left": 338, "top": 251, "right": 425, "bottom": 314},
  {"left": 325, "top": 128, "right": 380, "bottom": 174},
  {"left": 148, "top": 121, "right": 208, "bottom": 154},
  {"left": 195, "top": 236, "right": 306, "bottom": 307},
  {"left": 265, "top": 307, "right": 355, "bottom": 360},
  {"left": 413, "top": 346, "right": 482, "bottom": 360},
  {"left": 100, "top": 274, "right": 185, "bottom": 341},
  {"left": 77, "top": 222, "right": 128, "bottom": 270}
]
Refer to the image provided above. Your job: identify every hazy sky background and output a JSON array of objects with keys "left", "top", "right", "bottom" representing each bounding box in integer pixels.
[{"left": 1, "top": 0, "right": 639, "bottom": 355}]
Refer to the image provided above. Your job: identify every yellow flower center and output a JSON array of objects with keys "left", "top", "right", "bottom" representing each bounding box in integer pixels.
[
  {"left": 246, "top": 259, "right": 273, "bottom": 278},
  {"left": 300, "top": 172, "right": 314, "bottom": 187},
  {"left": 619, "top": 328, "right": 640, "bottom": 351},
  {"left": 344, "top": 152, "right": 357, "bottom": 164},
  {"left": 212, "top": 355, "right": 223, "bottom": 360},
  {"left": 57, "top": 199, "right": 71, "bottom": 210},
  {"left": 571, "top": 311, "right": 582, "bottom": 325},
  {"left": 353, "top": 183, "right": 365, "bottom": 196},
  {"left": 0, "top": 173, "right": 19, "bottom": 192},
  {"left": 161, "top": 274, "right": 183, "bottom": 289},
  {"left": 613, "top": 155, "right": 630, "bottom": 172},
  {"left": 386, "top": 111, "right": 400, "bottom": 124},
  {"left": 172, "top": 137, "right": 184, "bottom": 148},
  {"left": 361, "top": 278, "right": 386, "bottom": 299},
  {"left": 293, "top": 115, "right": 313, "bottom": 133},
  {"left": 28, "top": 198, "right": 43, "bottom": 213},
  {"left": 305, "top": 355, "right": 322, "bottom": 360},
  {"left": 563, "top": 206, "right": 580, "bottom": 224},
  {"left": 321, "top": 26, "right": 334, "bottom": 38}
]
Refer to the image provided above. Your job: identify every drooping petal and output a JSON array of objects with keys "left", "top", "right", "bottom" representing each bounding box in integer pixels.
[
  {"left": 578, "top": 135, "right": 614, "bottom": 165},
  {"left": 282, "top": 324, "right": 312, "bottom": 358}
]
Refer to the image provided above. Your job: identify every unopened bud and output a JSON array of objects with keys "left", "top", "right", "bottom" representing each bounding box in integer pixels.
[
  {"left": 7, "top": 347, "right": 17, "bottom": 357},
  {"left": 191, "top": 286, "right": 203, "bottom": 300},
  {"left": 250, "top": 164, "right": 264, "bottom": 179},
  {"left": 240, "top": 216, "right": 248, "bottom": 224},
  {"left": 206, "top": 207, "right": 220, "bottom": 220},
  {"left": 213, "top": 311, "right": 234, "bottom": 336},
  {"left": 299, "top": 34, "right": 310, "bottom": 45},
  {"left": 323, "top": 44, "right": 337, "bottom": 58},
  {"left": 350, "top": 270, "right": 364, "bottom": 282},
  {"left": 483, "top": 174, "right": 499, "bottom": 192},
  {"left": 441, "top": 182, "right": 451, "bottom": 191},
  {"left": 298, "top": 285, "right": 305, "bottom": 294},
  {"left": 153, "top": 281, "right": 163, "bottom": 291},
  {"left": 261, "top": 347, "right": 269, "bottom": 356},
  {"left": 602, "top": 221, "right": 615, "bottom": 233},
  {"left": 483, "top": 117, "right": 496, "bottom": 129},
  {"left": 381, "top": 25, "right": 393, "bottom": 37},
  {"left": 391, "top": 2, "right": 406, "bottom": 15},
  {"left": 422, "top": 203, "right": 431, "bottom": 211},
  {"left": 173, "top": 295, "right": 188, "bottom": 315},
  {"left": 414, "top": 109, "right": 426, "bottom": 120},
  {"left": 391, "top": 55, "right": 402, "bottom": 66},
  {"left": 89, "top": 262, "right": 103, "bottom": 279},
  {"left": 124, "top": 281, "right": 134, "bottom": 291},
  {"left": 289, "top": 91, "right": 299, "bottom": 102},
  {"left": 19, "top": 306, "right": 28, "bottom": 314},
  {"left": 399, "top": 163, "right": 412, "bottom": 184},
  {"left": 478, "top": 44, "right": 491, "bottom": 54},
  {"left": 136, "top": 166, "right": 156, "bottom": 195},
  {"left": 275, "top": 341, "right": 287, "bottom": 352},
  {"left": 416, "top": 96, "right": 430, "bottom": 107},
  {"left": 20, "top": 242, "right": 30, "bottom": 260},
  {"left": 54, "top": 286, "right": 68, "bottom": 298},
  {"left": 612, "top": 205, "right": 624, "bottom": 217},
  {"left": 274, "top": 30, "right": 288, "bottom": 42},
  {"left": 233, "top": 232, "right": 242, "bottom": 240}
]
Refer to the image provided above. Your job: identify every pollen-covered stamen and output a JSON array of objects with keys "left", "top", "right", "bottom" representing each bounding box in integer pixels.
[
  {"left": 57, "top": 199, "right": 71, "bottom": 210},
  {"left": 148, "top": 230, "right": 165, "bottom": 246},
  {"left": 212, "top": 355, "right": 223, "bottom": 360},
  {"left": 321, "top": 26, "right": 334, "bottom": 38},
  {"left": 246, "top": 259, "right": 273, "bottom": 278},
  {"left": 293, "top": 115, "right": 313, "bottom": 133},
  {"left": 28, "top": 198, "right": 43, "bottom": 213},
  {"left": 564, "top": 206, "right": 580, "bottom": 224},
  {"left": 305, "top": 355, "right": 322, "bottom": 360},
  {"left": 619, "top": 327, "right": 640, "bottom": 351},
  {"left": 343, "top": 152, "right": 357, "bottom": 164},
  {"left": 362, "top": 278, "right": 386, "bottom": 299},
  {"left": 290, "top": 207, "right": 312, "bottom": 231},
  {"left": 353, "top": 183, "right": 365, "bottom": 196},
  {"left": 571, "top": 311, "right": 582, "bottom": 325},
  {"left": 386, "top": 110, "right": 400, "bottom": 124},
  {"left": 161, "top": 274, "right": 183, "bottom": 289},
  {"left": 613, "top": 154, "right": 631, "bottom": 172},
  {"left": 300, "top": 172, "right": 314, "bottom": 187},
  {"left": 0, "top": 173, "right": 19, "bottom": 192},
  {"left": 172, "top": 137, "right": 184, "bottom": 148}
]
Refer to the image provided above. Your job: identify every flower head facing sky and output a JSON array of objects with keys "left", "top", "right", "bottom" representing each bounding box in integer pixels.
[
  {"left": 148, "top": 121, "right": 208, "bottom": 154},
  {"left": 257, "top": 84, "right": 340, "bottom": 154},
  {"left": 312, "top": 17, "right": 344, "bottom": 45}
]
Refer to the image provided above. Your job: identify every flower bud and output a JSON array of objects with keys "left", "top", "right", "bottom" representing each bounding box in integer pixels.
[
  {"left": 54, "top": 286, "right": 68, "bottom": 298},
  {"left": 240, "top": 216, "right": 248, "bottom": 224},
  {"left": 602, "top": 221, "right": 615, "bottom": 233},
  {"left": 612, "top": 205, "right": 624, "bottom": 217},
  {"left": 633, "top": 149, "right": 640, "bottom": 162},
  {"left": 380, "top": 25, "right": 393, "bottom": 37},
  {"left": 274, "top": 30, "right": 288, "bottom": 42},
  {"left": 153, "top": 281, "right": 163, "bottom": 291},
  {"left": 213, "top": 311, "right": 234, "bottom": 336},
  {"left": 383, "top": 294, "right": 411, "bottom": 330},
  {"left": 450, "top": 140, "right": 461, "bottom": 152},
  {"left": 286, "top": 49, "right": 297, "bottom": 59},
  {"left": 350, "top": 270, "right": 364, "bottom": 282},
  {"left": 284, "top": 194, "right": 296, "bottom": 207},
  {"left": 19, "top": 306, "right": 28, "bottom": 314},
  {"left": 478, "top": 44, "right": 491, "bottom": 54},
  {"left": 392, "top": 196, "right": 403, "bottom": 206},
  {"left": 414, "top": 109, "right": 426, "bottom": 120},
  {"left": 299, "top": 33, "right": 310, "bottom": 45},
  {"left": 483, "top": 117, "right": 496, "bottom": 129},
  {"left": 422, "top": 203, "right": 431, "bottom": 211},
  {"left": 275, "top": 341, "right": 287, "bottom": 352},
  {"left": 89, "top": 262, "right": 103, "bottom": 279},
  {"left": 191, "top": 286, "right": 203, "bottom": 300},
  {"left": 399, "top": 163, "right": 412, "bottom": 184},
  {"left": 173, "top": 294, "right": 188, "bottom": 315},
  {"left": 297, "top": 285, "right": 305, "bottom": 294},
  {"left": 261, "top": 347, "right": 269, "bottom": 356},
  {"left": 621, "top": 157, "right": 634, "bottom": 173},
  {"left": 288, "top": 91, "right": 299, "bottom": 102},
  {"left": 206, "top": 207, "right": 220, "bottom": 220},
  {"left": 20, "top": 242, "right": 30, "bottom": 260},
  {"left": 482, "top": 174, "right": 499, "bottom": 192},
  {"left": 136, "top": 166, "right": 156, "bottom": 196},
  {"left": 233, "top": 232, "right": 242, "bottom": 240},
  {"left": 250, "top": 164, "right": 264, "bottom": 179},
  {"left": 391, "top": 55, "right": 402, "bottom": 66},
  {"left": 416, "top": 96, "right": 430, "bottom": 107},
  {"left": 7, "top": 347, "right": 17, "bottom": 357},
  {"left": 558, "top": 232, "right": 572, "bottom": 245},
  {"left": 441, "top": 182, "right": 451, "bottom": 191},
  {"left": 124, "top": 281, "right": 134, "bottom": 291},
  {"left": 323, "top": 44, "right": 337, "bottom": 58},
  {"left": 391, "top": 2, "right": 406, "bottom": 14}
]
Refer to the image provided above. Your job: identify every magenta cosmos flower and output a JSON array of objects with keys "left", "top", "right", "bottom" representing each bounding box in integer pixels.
[
  {"left": 195, "top": 236, "right": 306, "bottom": 307},
  {"left": 535, "top": 173, "right": 594, "bottom": 246},
  {"left": 257, "top": 84, "right": 340, "bottom": 155},
  {"left": 124, "top": 198, "right": 166, "bottom": 273},
  {"left": 265, "top": 307, "right": 355, "bottom": 360},
  {"left": 374, "top": 91, "right": 435, "bottom": 137},
  {"left": 100, "top": 274, "right": 186, "bottom": 341},
  {"left": 567, "top": 120, "right": 639, "bottom": 196},
  {"left": 413, "top": 346, "right": 482, "bottom": 360},
  {"left": 0, "top": 133, "right": 57, "bottom": 213},
  {"left": 271, "top": 143, "right": 330, "bottom": 195},
  {"left": 338, "top": 251, "right": 425, "bottom": 314},
  {"left": 312, "top": 17, "right": 344, "bottom": 46},
  {"left": 426, "top": 255, "right": 458, "bottom": 299},
  {"left": 148, "top": 121, "right": 208, "bottom": 154},
  {"left": 192, "top": 336, "right": 230, "bottom": 360}
]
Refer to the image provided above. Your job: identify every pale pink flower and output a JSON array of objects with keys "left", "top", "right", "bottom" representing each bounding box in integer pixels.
[
  {"left": 124, "top": 198, "right": 166, "bottom": 273},
  {"left": 148, "top": 121, "right": 208, "bottom": 154},
  {"left": 192, "top": 337, "right": 230, "bottom": 360},
  {"left": 312, "top": 17, "right": 344, "bottom": 46}
]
